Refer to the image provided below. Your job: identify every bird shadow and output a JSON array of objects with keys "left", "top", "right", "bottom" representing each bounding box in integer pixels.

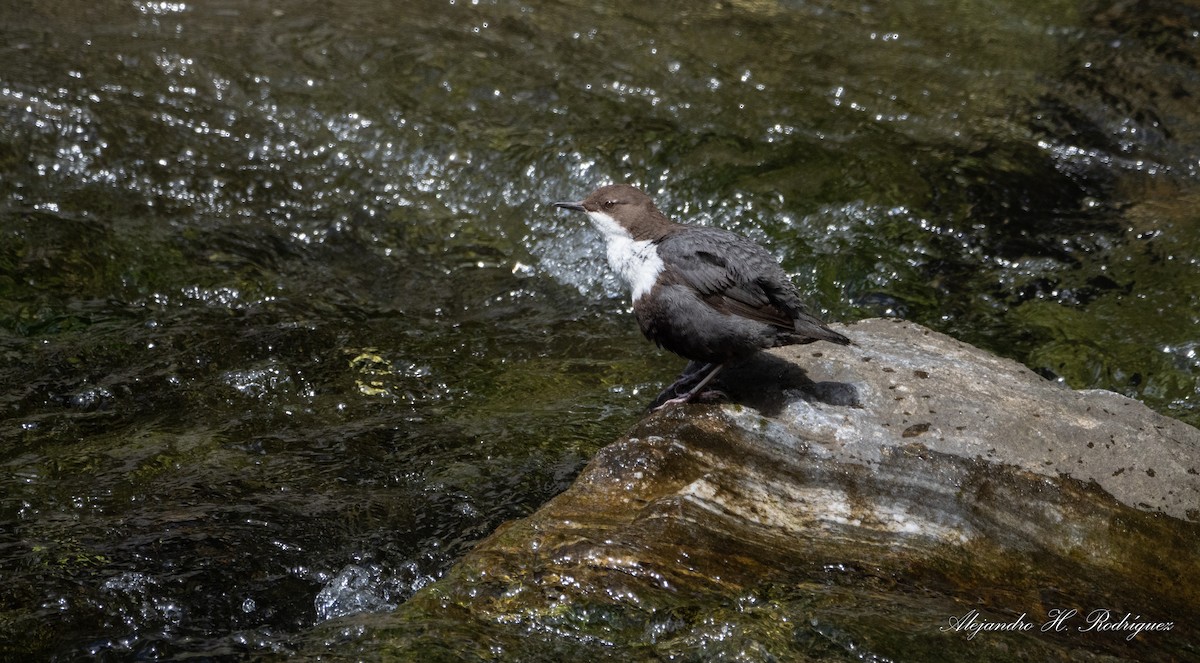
[{"left": 646, "top": 352, "right": 860, "bottom": 416}]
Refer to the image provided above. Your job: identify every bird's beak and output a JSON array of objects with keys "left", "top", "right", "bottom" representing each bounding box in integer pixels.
[{"left": 554, "top": 201, "right": 586, "bottom": 212}]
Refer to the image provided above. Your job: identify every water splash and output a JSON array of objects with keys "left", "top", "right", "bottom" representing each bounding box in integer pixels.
[{"left": 314, "top": 562, "right": 433, "bottom": 623}]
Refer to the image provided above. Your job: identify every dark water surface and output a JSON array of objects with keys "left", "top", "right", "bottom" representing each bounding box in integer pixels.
[{"left": 2, "top": 0, "right": 1198, "bottom": 658}]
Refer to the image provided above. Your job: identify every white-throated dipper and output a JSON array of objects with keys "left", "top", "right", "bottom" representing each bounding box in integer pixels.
[{"left": 555, "top": 183, "right": 850, "bottom": 409}]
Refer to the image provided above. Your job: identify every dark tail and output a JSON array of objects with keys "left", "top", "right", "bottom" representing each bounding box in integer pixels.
[{"left": 794, "top": 311, "right": 851, "bottom": 346}]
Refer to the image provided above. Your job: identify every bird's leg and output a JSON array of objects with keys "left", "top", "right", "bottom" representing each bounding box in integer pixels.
[
  {"left": 674, "top": 360, "right": 711, "bottom": 387},
  {"left": 654, "top": 362, "right": 726, "bottom": 410},
  {"left": 654, "top": 360, "right": 711, "bottom": 400},
  {"left": 649, "top": 361, "right": 711, "bottom": 410}
]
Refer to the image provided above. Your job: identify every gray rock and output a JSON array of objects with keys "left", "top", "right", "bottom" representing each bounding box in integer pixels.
[
  {"left": 719, "top": 317, "right": 1200, "bottom": 522},
  {"left": 307, "top": 318, "right": 1200, "bottom": 661}
]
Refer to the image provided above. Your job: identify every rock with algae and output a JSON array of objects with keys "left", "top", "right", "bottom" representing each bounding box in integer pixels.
[{"left": 308, "top": 318, "right": 1200, "bottom": 662}]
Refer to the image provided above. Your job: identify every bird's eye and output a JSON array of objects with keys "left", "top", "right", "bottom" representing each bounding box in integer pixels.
[{"left": 603, "top": 199, "right": 617, "bottom": 209}]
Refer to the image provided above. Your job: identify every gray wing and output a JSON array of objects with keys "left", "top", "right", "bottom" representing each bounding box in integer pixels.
[{"left": 657, "top": 227, "right": 848, "bottom": 343}]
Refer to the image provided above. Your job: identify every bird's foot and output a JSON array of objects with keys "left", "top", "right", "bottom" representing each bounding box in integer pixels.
[
  {"left": 652, "top": 388, "right": 728, "bottom": 411},
  {"left": 651, "top": 363, "right": 727, "bottom": 411}
]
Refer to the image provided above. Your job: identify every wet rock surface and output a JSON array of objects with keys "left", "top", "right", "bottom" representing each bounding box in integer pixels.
[
  {"left": 307, "top": 319, "right": 1200, "bottom": 661},
  {"left": 718, "top": 318, "right": 1200, "bottom": 522}
]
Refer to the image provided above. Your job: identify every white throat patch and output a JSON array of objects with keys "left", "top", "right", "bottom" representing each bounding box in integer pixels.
[{"left": 586, "top": 210, "right": 664, "bottom": 303}]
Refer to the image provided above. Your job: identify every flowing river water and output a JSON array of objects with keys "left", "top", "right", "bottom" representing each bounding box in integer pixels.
[{"left": 2, "top": 0, "right": 1198, "bottom": 658}]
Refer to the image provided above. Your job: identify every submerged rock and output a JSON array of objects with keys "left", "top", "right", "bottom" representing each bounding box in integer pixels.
[{"left": 309, "top": 318, "right": 1200, "bottom": 661}]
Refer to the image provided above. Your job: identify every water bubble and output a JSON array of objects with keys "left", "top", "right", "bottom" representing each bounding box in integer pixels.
[
  {"left": 313, "top": 564, "right": 398, "bottom": 622},
  {"left": 71, "top": 386, "right": 114, "bottom": 410},
  {"left": 313, "top": 561, "right": 434, "bottom": 623}
]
